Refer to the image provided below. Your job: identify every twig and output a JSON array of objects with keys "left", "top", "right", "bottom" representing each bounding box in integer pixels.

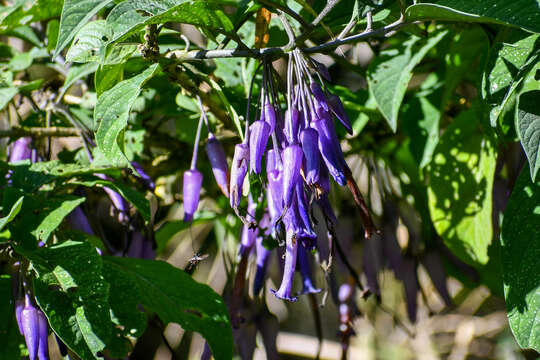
[
  {"left": 163, "top": 18, "right": 408, "bottom": 62},
  {"left": 0, "top": 127, "right": 81, "bottom": 138},
  {"left": 294, "top": 0, "right": 341, "bottom": 46}
]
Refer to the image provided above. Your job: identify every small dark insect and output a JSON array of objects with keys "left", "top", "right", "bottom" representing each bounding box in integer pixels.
[{"left": 184, "top": 253, "right": 209, "bottom": 273}]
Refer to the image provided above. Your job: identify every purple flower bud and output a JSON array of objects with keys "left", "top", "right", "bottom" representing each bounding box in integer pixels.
[
  {"left": 205, "top": 134, "right": 229, "bottom": 198},
  {"left": 15, "top": 298, "right": 24, "bottom": 335},
  {"left": 264, "top": 101, "right": 276, "bottom": 133},
  {"left": 285, "top": 107, "right": 300, "bottom": 145},
  {"left": 9, "top": 137, "right": 32, "bottom": 162},
  {"left": 183, "top": 169, "right": 203, "bottom": 223},
  {"left": 300, "top": 128, "right": 320, "bottom": 185},
  {"left": 271, "top": 230, "right": 298, "bottom": 302},
  {"left": 253, "top": 236, "right": 271, "bottom": 296},
  {"left": 95, "top": 174, "right": 130, "bottom": 223},
  {"left": 266, "top": 149, "right": 277, "bottom": 173},
  {"left": 229, "top": 143, "right": 249, "bottom": 208},
  {"left": 37, "top": 310, "right": 49, "bottom": 360},
  {"left": 311, "top": 109, "right": 346, "bottom": 186},
  {"left": 328, "top": 94, "right": 353, "bottom": 135},
  {"left": 282, "top": 145, "right": 303, "bottom": 207},
  {"left": 297, "top": 246, "right": 320, "bottom": 295},
  {"left": 22, "top": 302, "right": 39, "bottom": 360},
  {"left": 310, "top": 82, "right": 329, "bottom": 112},
  {"left": 295, "top": 181, "right": 315, "bottom": 240},
  {"left": 313, "top": 60, "right": 331, "bottom": 82},
  {"left": 249, "top": 121, "right": 271, "bottom": 174},
  {"left": 66, "top": 207, "right": 94, "bottom": 235},
  {"left": 131, "top": 162, "right": 155, "bottom": 191}
]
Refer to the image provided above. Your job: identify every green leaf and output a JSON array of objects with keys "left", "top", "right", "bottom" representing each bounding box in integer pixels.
[
  {"left": 46, "top": 19, "right": 60, "bottom": 52},
  {"left": 482, "top": 30, "right": 539, "bottom": 130},
  {"left": 367, "top": 30, "right": 448, "bottom": 131},
  {"left": 0, "top": 87, "right": 17, "bottom": 111},
  {"left": 0, "top": 0, "right": 62, "bottom": 30},
  {"left": 103, "top": 256, "right": 233, "bottom": 360},
  {"left": 106, "top": 0, "right": 234, "bottom": 44},
  {"left": 95, "top": 63, "right": 124, "bottom": 97},
  {"left": 30, "top": 196, "right": 86, "bottom": 243},
  {"left": 61, "top": 62, "right": 100, "bottom": 99},
  {"left": 501, "top": 168, "right": 540, "bottom": 352},
  {"left": 70, "top": 177, "right": 150, "bottom": 222},
  {"left": 31, "top": 241, "right": 111, "bottom": 360},
  {"left": 516, "top": 90, "right": 540, "bottom": 182},
  {"left": 406, "top": 0, "right": 540, "bottom": 34},
  {"left": 55, "top": 0, "right": 114, "bottom": 57},
  {"left": 94, "top": 63, "right": 160, "bottom": 167},
  {"left": 65, "top": 20, "right": 110, "bottom": 63},
  {"left": 427, "top": 109, "right": 496, "bottom": 265},
  {"left": 0, "top": 196, "right": 24, "bottom": 232}
]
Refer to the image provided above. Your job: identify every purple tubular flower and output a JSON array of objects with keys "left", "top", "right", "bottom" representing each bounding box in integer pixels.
[
  {"left": 267, "top": 169, "right": 283, "bottom": 227},
  {"left": 297, "top": 246, "right": 320, "bottom": 295},
  {"left": 313, "top": 60, "right": 331, "bottom": 82},
  {"left": 127, "top": 232, "right": 145, "bottom": 258},
  {"left": 131, "top": 162, "right": 155, "bottom": 191},
  {"left": 282, "top": 145, "right": 303, "bottom": 207},
  {"left": 253, "top": 236, "right": 271, "bottom": 296},
  {"left": 249, "top": 120, "right": 271, "bottom": 174},
  {"left": 229, "top": 143, "right": 249, "bottom": 208},
  {"left": 310, "top": 82, "right": 329, "bottom": 112},
  {"left": 9, "top": 137, "right": 32, "bottom": 162},
  {"left": 271, "top": 230, "right": 298, "bottom": 302},
  {"left": 22, "top": 300, "right": 39, "bottom": 360},
  {"left": 183, "top": 169, "right": 203, "bottom": 223},
  {"left": 240, "top": 198, "right": 258, "bottom": 255},
  {"left": 328, "top": 94, "right": 353, "bottom": 135},
  {"left": 66, "top": 207, "right": 94, "bottom": 235},
  {"left": 338, "top": 284, "right": 354, "bottom": 303},
  {"left": 95, "top": 174, "right": 130, "bottom": 223},
  {"left": 295, "top": 181, "right": 315, "bottom": 240},
  {"left": 205, "top": 134, "right": 229, "bottom": 198},
  {"left": 311, "top": 109, "right": 347, "bottom": 186},
  {"left": 264, "top": 100, "right": 277, "bottom": 133},
  {"left": 300, "top": 128, "right": 320, "bottom": 185},
  {"left": 15, "top": 298, "right": 24, "bottom": 335},
  {"left": 285, "top": 107, "right": 300, "bottom": 145},
  {"left": 37, "top": 310, "right": 49, "bottom": 360}
]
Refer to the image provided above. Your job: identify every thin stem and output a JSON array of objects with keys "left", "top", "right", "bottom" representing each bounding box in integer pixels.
[
  {"left": 294, "top": 0, "right": 341, "bottom": 46},
  {"left": 245, "top": 62, "right": 264, "bottom": 144},
  {"left": 196, "top": 95, "right": 210, "bottom": 131},
  {"left": 190, "top": 114, "right": 204, "bottom": 170},
  {"left": 0, "top": 126, "right": 81, "bottom": 138}
]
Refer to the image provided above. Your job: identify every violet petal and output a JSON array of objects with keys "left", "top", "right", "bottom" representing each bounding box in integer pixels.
[
  {"left": 183, "top": 169, "right": 203, "bottom": 223},
  {"left": 229, "top": 143, "right": 249, "bottom": 208},
  {"left": 300, "top": 128, "right": 320, "bottom": 185},
  {"left": 249, "top": 121, "right": 271, "bottom": 174},
  {"left": 282, "top": 145, "right": 303, "bottom": 207},
  {"left": 205, "top": 134, "right": 230, "bottom": 198}
]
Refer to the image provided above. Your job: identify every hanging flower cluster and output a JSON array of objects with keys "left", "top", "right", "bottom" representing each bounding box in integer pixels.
[{"left": 183, "top": 50, "right": 374, "bottom": 302}]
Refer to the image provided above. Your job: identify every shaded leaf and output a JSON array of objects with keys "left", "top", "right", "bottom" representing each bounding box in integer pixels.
[
  {"left": 94, "top": 64, "right": 160, "bottom": 167},
  {"left": 428, "top": 109, "right": 496, "bottom": 265},
  {"left": 55, "top": 0, "right": 114, "bottom": 57},
  {"left": 516, "top": 90, "right": 540, "bottom": 182},
  {"left": 103, "top": 256, "right": 233, "bottom": 360},
  {"left": 0, "top": 196, "right": 24, "bottom": 232},
  {"left": 501, "top": 168, "right": 540, "bottom": 352},
  {"left": 31, "top": 240, "right": 111, "bottom": 360},
  {"left": 406, "top": 0, "right": 540, "bottom": 34},
  {"left": 0, "top": 87, "right": 18, "bottom": 111},
  {"left": 367, "top": 30, "right": 448, "bottom": 131}
]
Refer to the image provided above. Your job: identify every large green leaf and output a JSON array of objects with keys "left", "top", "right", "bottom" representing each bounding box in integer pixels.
[
  {"left": 501, "top": 168, "right": 540, "bottom": 352},
  {"left": 103, "top": 256, "right": 233, "bottom": 360},
  {"left": 55, "top": 0, "right": 114, "bottom": 57},
  {"left": 94, "top": 64, "right": 160, "bottom": 167},
  {"left": 516, "top": 90, "right": 540, "bottom": 182},
  {"left": 0, "top": 196, "right": 23, "bottom": 232},
  {"left": 406, "top": 0, "right": 540, "bottom": 33},
  {"left": 427, "top": 109, "right": 496, "bottom": 265},
  {"left": 367, "top": 30, "right": 448, "bottom": 131},
  {"left": 31, "top": 241, "right": 111, "bottom": 360},
  {"left": 0, "top": 0, "right": 62, "bottom": 30},
  {"left": 106, "top": 0, "right": 234, "bottom": 44},
  {"left": 0, "top": 87, "right": 18, "bottom": 111},
  {"left": 482, "top": 30, "right": 539, "bottom": 130},
  {"left": 30, "top": 196, "right": 85, "bottom": 243},
  {"left": 95, "top": 63, "right": 124, "bottom": 97}
]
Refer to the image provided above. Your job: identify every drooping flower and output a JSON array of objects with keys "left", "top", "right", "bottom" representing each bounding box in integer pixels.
[
  {"left": 271, "top": 230, "right": 298, "bottom": 302},
  {"left": 297, "top": 246, "right": 320, "bottom": 295},
  {"left": 249, "top": 120, "right": 271, "bottom": 174},
  {"left": 22, "top": 297, "right": 39, "bottom": 360},
  {"left": 183, "top": 169, "right": 203, "bottom": 223},
  {"left": 131, "top": 161, "right": 155, "bottom": 191},
  {"left": 300, "top": 128, "right": 320, "bottom": 185},
  {"left": 230, "top": 143, "right": 249, "bottom": 209},
  {"left": 253, "top": 235, "right": 271, "bottom": 296},
  {"left": 282, "top": 145, "right": 303, "bottom": 207},
  {"left": 37, "top": 310, "right": 49, "bottom": 360},
  {"left": 9, "top": 137, "right": 33, "bottom": 162},
  {"left": 285, "top": 106, "right": 300, "bottom": 145},
  {"left": 206, "top": 133, "right": 229, "bottom": 198},
  {"left": 328, "top": 94, "right": 353, "bottom": 135},
  {"left": 310, "top": 82, "right": 329, "bottom": 112}
]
